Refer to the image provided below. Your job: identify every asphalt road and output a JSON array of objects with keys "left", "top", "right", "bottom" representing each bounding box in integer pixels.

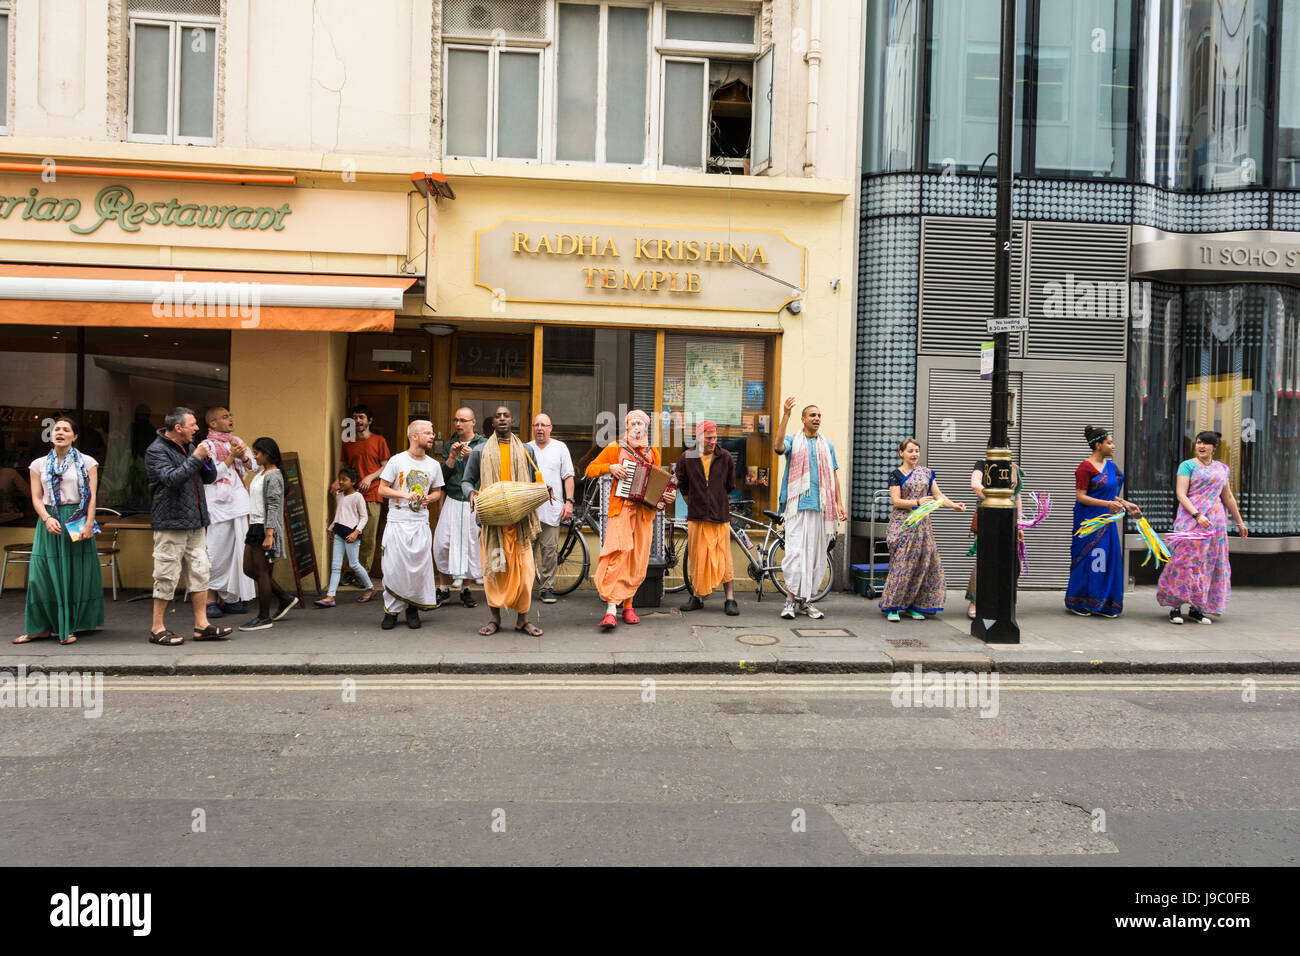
[{"left": 1, "top": 673, "right": 1296, "bottom": 866}]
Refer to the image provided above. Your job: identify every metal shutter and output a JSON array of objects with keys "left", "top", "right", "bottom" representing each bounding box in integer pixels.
[
  {"left": 922, "top": 367, "right": 1023, "bottom": 593},
  {"left": 918, "top": 217, "right": 1025, "bottom": 356},
  {"left": 1025, "top": 222, "right": 1130, "bottom": 361},
  {"left": 1015, "top": 368, "right": 1121, "bottom": 588}
]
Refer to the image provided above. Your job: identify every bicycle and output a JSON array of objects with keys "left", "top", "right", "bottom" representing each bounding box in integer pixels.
[
  {"left": 679, "top": 506, "right": 836, "bottom": 603},
  {"left": 543, "top": 480, "right": 687, "bottom": 595}
]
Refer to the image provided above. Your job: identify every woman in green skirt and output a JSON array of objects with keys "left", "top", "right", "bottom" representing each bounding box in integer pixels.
[{"left": 13, "top": 415, "right": 105, "bottom": 645}]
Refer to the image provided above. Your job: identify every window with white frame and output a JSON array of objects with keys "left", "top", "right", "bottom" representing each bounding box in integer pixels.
[
  {"left": 0, "top": 3, "right": 10, "bottom": 134},
  {"left": 127, "top": 0, "right": 220, "bottom": 145},
  {"left": 442, "top": 0, "right": 769, "bottom": 173}
]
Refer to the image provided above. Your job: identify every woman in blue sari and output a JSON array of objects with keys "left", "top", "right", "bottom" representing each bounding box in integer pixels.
[{"left": 1065, "top": 426, "right": 1141, "bottom": 617}]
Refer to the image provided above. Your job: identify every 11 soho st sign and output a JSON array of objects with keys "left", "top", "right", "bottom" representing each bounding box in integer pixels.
[
  {"left": 475, "top": 218, "right": 806, "bottom": 312},
  {"left": 1131, "top": 226, "right": 1300, "bottom": 282},
  {"left": 0, "top": 175, "right": 409, "bottom": 256}
]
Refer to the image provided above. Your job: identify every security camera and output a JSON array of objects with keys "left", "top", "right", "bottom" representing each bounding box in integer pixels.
[{"left": 787, "top": 299, "right": 804, "bottom": 314}]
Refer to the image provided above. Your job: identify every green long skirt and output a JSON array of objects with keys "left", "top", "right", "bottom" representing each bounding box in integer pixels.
[{"left": 24, "top": 503, "right": 106, "bottom": 638}]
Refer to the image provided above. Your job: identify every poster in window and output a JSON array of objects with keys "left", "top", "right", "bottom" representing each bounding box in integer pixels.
[
  {"left": 684, "top": 343, "right": 743, "bottom": 426},
  {"left": 663, "top": 378, "right": 685, "bottom": 405}
]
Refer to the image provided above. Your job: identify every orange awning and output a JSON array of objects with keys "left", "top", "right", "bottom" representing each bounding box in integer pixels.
[{"left": 0, "top": 264, "right": 416, "bottom": 332}]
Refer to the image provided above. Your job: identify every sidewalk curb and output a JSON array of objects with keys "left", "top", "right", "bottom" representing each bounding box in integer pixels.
[{"left": 2, "top": 658, "right": 1296, "bottom": 675}]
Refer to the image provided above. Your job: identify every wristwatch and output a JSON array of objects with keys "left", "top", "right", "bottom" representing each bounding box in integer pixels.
[{"left": 565, "top": 497, "right": 574, "bottom": 503}]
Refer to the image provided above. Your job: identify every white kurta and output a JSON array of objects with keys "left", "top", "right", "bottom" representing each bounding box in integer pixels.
[
  {"left": 432, "top": 496, "right": 483, "bottom": 582},
  {"left": 205, "top": 445, "right": 257, "bottom": 603},
  {"left": 781, "top": 508, "right": 831, "bottom": 602},
  {"left": 379, "top": 451, "right": 443, "bottom": 613}
]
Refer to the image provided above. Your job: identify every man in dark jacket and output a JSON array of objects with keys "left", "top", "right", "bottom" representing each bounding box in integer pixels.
[
  {"left": 145, "top": 406, "right": 230, "bottom": 645},
  {"left": 675, "top": 420, "right": 739, "bottom": 615}
]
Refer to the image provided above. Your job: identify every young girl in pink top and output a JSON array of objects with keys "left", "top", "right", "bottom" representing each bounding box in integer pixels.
[{"left": 316, "top": 466, "right": 376, "bottom": 606}]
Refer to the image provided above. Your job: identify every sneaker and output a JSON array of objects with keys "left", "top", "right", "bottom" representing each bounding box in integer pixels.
[
  {"left": 802, "top": 603, "right": 825, "bottom": 620},
  {"left": 436, "top": 588, "right": 450, "bottom": 605},
  {"left": 272, "top": 596, "right": 298, "bottom": 621},
  {"left": 460, "top": 588, "right": 478, "bottom": 608},
  {"left": 405, "top": 607, "right": 421, "bottom": 629},
  {"left": 1068, "top": 607, "right": 1091, "bottom": 617},
  {"left": 908, "top": 610, "right": 926, "bottom": 621},
  {"left": 223, "top": 603, "right": 248, "bottom": 615},
  {"left": 540, "top": 590, "right": 557, "bottom": 604},
  {"left": 1188, "top": 606, "right": 1213, "bottom": 625},
  {"left": 340, "top": 570, "right": 361, "bottom": 589},
  {"left": 451, "top": 578, "right": 464, "bottom": 588},
  {"left": 780, "top": 601, "right": 796, "bottom": 620},
  {"left": 381, "top": 612, "right": 398, "bottom": 630},
  {"left": 238, "top": 616, "right": 272, "bottom": 631},
  {"left": 887, "top": 611, "right": 901, "bottom": 622},
  {"left": 724, "top": 599, "right": 739, "bottom": 616},
  {"left": 1168, "top": 607, "right": 1184, "bottom": 625},
  {"left": 206, "top": 603, "right": 224, "bottom": 619},
  {"left": 681, "top": 595, "right": 705, "bottom": 612},
  {"left": 1094, "top": 610, "right": 1121, "bottom": 619}
]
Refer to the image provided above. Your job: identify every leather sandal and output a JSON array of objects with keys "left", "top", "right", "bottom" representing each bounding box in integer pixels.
[
  {"left": 13, "top": 633, "right": 52, "bottom": 644},
  {"left": 192, "top": 624, "right": 233, "bottom": 641},
  {"left": 149, "top": 629, "right": 184, "bottom": 646},
  {"left": 515, "top": 621, "right": 543, "bottom": 636}
]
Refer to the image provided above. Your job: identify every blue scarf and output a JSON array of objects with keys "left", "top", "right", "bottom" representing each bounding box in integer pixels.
[{"left": 45, "top": 447, "right": 91, "bottom": 529}]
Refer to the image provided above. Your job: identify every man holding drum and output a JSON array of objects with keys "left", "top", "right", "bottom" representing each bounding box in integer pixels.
[{"left": 463, "top": 406, "right": 549, "bottom": 636}]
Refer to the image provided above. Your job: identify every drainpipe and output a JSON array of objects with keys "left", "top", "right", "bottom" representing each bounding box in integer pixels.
[{"left": 803, "top": 0, "right": 822, "bottom": 174}]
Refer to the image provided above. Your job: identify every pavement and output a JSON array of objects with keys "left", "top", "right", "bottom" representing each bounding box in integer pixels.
[{"left": 2, "top": 583, "right": 1297, "bottom": 674}]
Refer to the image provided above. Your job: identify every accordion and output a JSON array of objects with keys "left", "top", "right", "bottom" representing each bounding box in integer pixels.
[{"left": 615, "top": 460, "right": 675, "bottom": 508}]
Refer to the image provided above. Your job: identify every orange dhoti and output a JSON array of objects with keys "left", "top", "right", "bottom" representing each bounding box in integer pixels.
[
  {"left": 687, "top": 519, "right": 733, "bottom": 595},
  {"left": 595, "top": 502, "right": 656, "bottom": 604},
  {"left": 481, "top": 525, "right": 534, "bottom": 614}
]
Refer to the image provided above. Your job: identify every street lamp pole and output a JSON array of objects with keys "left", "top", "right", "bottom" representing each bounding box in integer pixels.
[{"left": 973, "top": 0, "right": 1021, "bottom": 644}]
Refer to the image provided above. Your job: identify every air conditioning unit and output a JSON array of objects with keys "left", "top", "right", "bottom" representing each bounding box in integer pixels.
[{"left": 444, "top": 0, "right": 545, "bottom": 39}]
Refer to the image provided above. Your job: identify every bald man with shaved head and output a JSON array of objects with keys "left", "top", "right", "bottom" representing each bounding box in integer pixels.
[
  {"left": 433, "top": 406, "right": 487, "bottom": 608},
  {"left": 376, "top": 419, "right": 444, "bottom": 629}
]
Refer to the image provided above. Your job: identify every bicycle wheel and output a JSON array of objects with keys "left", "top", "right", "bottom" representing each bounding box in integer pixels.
[
  {"left": 766, "top": 534, "right": 836, "bottom": 602},
  {"left": 550, "top": 523, "right": 590, "bottom": 596},
  {"left": 662, "top": 522, "right": 691, "bottom": 593}
]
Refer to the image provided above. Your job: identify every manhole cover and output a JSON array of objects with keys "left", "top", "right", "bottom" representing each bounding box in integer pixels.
[
  {"left": 737, "top": 633, "right": 779, "bottom": 646},
  {"left": 887, "top": 639, "right": 927, "bottom": 648}
]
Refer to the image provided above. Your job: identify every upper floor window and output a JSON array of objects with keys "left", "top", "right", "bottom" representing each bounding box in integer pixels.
[
  {"left": 127, "top": 0, "right": 220, "bottom": 145},
  {"left": 442, "top": 0, "right": 770, "bottom": 173}
]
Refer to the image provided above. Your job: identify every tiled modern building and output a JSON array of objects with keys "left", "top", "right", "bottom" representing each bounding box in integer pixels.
[{"left": 855, "top": 0, "right": 1300, "bottom": 587}]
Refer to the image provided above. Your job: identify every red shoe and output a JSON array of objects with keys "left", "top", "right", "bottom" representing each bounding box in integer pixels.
[
  {"left": 599, "top": 613, "right": 618, "bottom": 631},
  {"left": 622, "top": 607, "right": 640, "bottom": 625}
]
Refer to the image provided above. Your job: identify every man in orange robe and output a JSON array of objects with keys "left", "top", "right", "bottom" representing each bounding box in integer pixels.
[
  {"left": 675, "top": 419, "right": 738, "bottom": 614},
  {"left": 464, "top": 406, "right": 548, "bottom": 636},
  {"left": 586, "top": 410, "right": 676, "bottom": 631}
]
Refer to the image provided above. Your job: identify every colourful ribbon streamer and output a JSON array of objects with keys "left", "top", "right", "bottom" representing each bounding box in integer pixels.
[
  {"left": 1075, "top": 510, "right": 1126, "bottom": 538},
  {"left": 1164, "top": 528, "right": 1216, "bottom": 543},
  {"left": 1136, "top": 516, "right": 1171, "bottom": 568},
  {"left": 1017, "top": 492, "right": 1050, "bottom": 530},
  {"left": 905, "top": 498, "right": 944, "bottom": 527}
]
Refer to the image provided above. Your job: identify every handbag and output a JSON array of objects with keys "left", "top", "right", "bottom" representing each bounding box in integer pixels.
[{"left": 330, "top": 522, "right": 357, "bottom": 540}]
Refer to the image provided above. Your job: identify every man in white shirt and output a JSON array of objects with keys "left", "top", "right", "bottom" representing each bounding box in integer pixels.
[
  {"left": 202, "top": 407, "right": 258, "bottom": 618},
  {"left": 526, "top": 412, "right": 574, "bottom": 604},
  {"left": 377, "top": 419, "right": 444, "bottom": 629}
]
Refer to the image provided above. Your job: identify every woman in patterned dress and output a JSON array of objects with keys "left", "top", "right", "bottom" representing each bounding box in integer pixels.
[
  {"left": 879, "top": 438, "right": 966, "bottom": 621},
  {"left": 1156, "top": 430, "right": 1247, "bottom": 624}
]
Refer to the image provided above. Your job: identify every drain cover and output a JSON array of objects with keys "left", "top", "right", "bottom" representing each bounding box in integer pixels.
[
  {"left": 887, "top": 638, "right": 927, "bottom": 648},
  {"left": 737, "top": 633, "right": 779, "bottom": 646},
  {"left": 791, "top": 627, "right": 856, "bottom": 638}
]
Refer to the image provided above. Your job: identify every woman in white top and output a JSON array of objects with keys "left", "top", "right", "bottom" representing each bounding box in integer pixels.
[
  {"left": 13, "top": 415, "right": 105, "bottom": 645},
  {"left": 238, "top": 436, "right": 296, "bottom": 631}
]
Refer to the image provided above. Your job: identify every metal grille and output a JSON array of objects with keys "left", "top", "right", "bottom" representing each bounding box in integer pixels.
[
  {"left": 918, "top": 217, "right": 1025, "bottom": 356},
  {"left": 1025, "top": 222, "right": 1130, "bottom": 362},
  {"left": 128, "top": 0, "right": 221, "bottom": 17},
  {"left": 443, "top": 0, "right": 546, "bottom": 39}
]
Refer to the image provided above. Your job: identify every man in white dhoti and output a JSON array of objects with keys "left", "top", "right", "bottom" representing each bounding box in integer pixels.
[
  {"left": 202, "top": 406, "right": 257, "bottom": 618},
  {"left": 773, "top": 397, "right": 845, "bottom": 620},
  {"left": 377, "top": 419, "right": 443, "bottom": 629},
  {"left": 433, "top": 407, "right": 486, "bottom": 608}
]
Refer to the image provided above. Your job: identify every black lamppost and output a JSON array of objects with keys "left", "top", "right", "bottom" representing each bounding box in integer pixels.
[{"left": 973, "top": 0, "right": 1021, "bottom": 644}]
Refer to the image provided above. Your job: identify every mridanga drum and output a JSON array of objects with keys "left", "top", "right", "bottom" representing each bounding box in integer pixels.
[{"left": 474, "top": 481, "right": 550, "bottom": 526}]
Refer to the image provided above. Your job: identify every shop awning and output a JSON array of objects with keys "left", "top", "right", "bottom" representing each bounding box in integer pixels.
[{"left": 0, "top": 264, "right": 416, "bottom": 332}]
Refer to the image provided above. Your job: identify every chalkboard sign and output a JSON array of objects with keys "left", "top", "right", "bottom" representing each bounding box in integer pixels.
[{"left": 279, "top": 452, "right": 322, "bottom": 601}]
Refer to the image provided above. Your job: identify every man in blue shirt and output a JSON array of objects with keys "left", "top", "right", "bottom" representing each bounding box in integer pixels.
[{"left": 774, "top": 396, "right": 845, "bottom": 619}]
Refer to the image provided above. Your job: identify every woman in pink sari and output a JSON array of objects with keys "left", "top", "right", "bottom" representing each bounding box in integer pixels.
[{"left": 1156, "top": 431, "right": 1248, "bottom": 624}]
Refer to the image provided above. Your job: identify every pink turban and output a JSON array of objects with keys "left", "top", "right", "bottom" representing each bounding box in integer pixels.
[{"left": 695, "top": 419, "right": 718, "bottom": 438}]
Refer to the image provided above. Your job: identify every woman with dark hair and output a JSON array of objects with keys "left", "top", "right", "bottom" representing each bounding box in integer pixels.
[
  {"left": 1156, "top": 430, "right": 1248, "bottom": 624},
  {"left": 878, "top": 437, "right": 966, "bottom": 622},
  {"left": 13, "top": 416, "right": 104, "bottom": 645},
  {"left": 238, "top": 437, "right": 297, "bottom": 631},
  {"left": 1065, "top": 426, "right": 1141, "bottom": 617}
]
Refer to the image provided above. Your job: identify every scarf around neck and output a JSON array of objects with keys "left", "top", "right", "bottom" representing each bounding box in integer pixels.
[
  {"left": 45, "top": 447, "right": 92, "bottom": 531},
  {"left": 785, "top": 430, "right": 837, "bottom": 537}
]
